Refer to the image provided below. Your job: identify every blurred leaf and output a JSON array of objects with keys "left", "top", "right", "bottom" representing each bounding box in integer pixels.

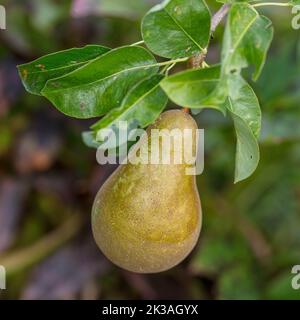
[
  {"left": 72, "top": 0, "right": 156, "bottom": 19},
  {"left": 2, "top": 1, "right": 64, "bottom": 55},
  {"left": 255, "top": 42, "right": 299, "bottom": 105},
  {"left": 265, "top": 271, "right": 300, "bottom": 300},
  {"left": 18, "top": 45, "right": 110, "bottom": 95},
  {"left": 248, "top": 164, "right": 300, "bottom": 253},
  {"left": 31, "top": 0, "right": 71, "bottom": 32},
  {"left": 142, "top": 0, "right": 211, "bottom": 59},
  {"left": 99, "top": 0, "right": 152, "bottom": 19},
  {"left": 41, "top": 46, "right": 158, "bottom": 118}
]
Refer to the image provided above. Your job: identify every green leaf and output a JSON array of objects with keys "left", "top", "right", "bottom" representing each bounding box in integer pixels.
[
  {"left": 160, "top": 65, "right": 226, "bottom": 112},
  {"left": 142, "top": 0, "right": 211, "bottom": 59},
  {"left": 222, "top": 2, "right": 258, "bottom": 70},
  {"left": 91, "top": 74, "right": 168, "bottom": 138},
  {"left": 18, "top": 45, "right": 110, "bottom": 95},
  {"left": 222, "top": 3, "right": 273, "bottom": 80},
  {"left": 41, "top": 46, "right": 158, "bottom": 119},
  {"left": 227, "top": 74, "right": 261, "bottom": 138},
  {"left": 244, "top": 15, "right": 273, "bottom": 80},
  {"left": 225, "top": 75, "right": 261, "bottom": 183},
  {"left": 229, "top": 110, "right": 260, "bottom": 183}
]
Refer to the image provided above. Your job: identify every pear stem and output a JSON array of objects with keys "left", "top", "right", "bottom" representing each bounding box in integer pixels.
[{"left": 183, "top": 4, "right": 230, "bottom": 113}]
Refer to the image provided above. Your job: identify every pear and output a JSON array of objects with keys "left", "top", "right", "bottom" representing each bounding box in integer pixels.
[{"left": 92, "top": 110, "right": 202, "bottom": 273}]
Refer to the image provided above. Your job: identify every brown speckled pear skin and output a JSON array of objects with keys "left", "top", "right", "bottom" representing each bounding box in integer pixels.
[{"left": 92, "top": 110, "right": 202, "bottom": 273}]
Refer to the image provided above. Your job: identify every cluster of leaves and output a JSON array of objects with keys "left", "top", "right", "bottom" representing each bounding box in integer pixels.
[{"left": 18, "top": 0, "right": 294, "bottom": 182}]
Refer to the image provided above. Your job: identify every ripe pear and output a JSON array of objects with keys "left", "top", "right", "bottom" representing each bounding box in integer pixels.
[{"left": 92, "top": 110, "right": 202, "bottom": 273}]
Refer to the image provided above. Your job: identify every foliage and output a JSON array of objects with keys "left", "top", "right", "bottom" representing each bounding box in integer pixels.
[{"left": 17, "top": 0, "right": 290, "bottom": 182}]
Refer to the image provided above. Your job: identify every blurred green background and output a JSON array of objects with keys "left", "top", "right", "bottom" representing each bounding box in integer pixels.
[{"left": 0, "top": 0, "right": 299, "bottom": 300}]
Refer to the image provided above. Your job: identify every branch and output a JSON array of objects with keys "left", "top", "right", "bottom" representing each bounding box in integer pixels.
[
  {"left": 211, "top": 3, "right": 230, "bottom": 34},
  {"left": 189, "top": 4, "right": 230, "bottom": 69},
  {"left": 184, "top": 4, "right": 230, "bottom": 112}
]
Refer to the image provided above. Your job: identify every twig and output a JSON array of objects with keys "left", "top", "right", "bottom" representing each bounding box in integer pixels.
[
  {"left": 0, "top": 214, "right": 82, "bottom": 275},
  {"left": 184, "top": 4, "right": 230, "bottom": 112},
  {"left": 189, "top": 4, "right": 230, "bottom": 67},
  {"left": 211, "top": 3, "right": 231, "bottom": 34},
  {"left": 190, "top": 3, "right": 230, "bottom": 68}
]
